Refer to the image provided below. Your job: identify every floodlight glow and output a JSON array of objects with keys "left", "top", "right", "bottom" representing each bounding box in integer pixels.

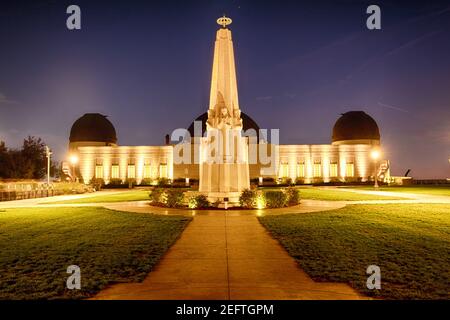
[
  {"left": 69, "top": 155, "right": 79, "bottom": 165},
  {"left": 370, "top": 150, "right": 380, "bottom": 160}
]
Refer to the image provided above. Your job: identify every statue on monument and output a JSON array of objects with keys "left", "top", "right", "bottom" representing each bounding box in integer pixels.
[
  {"left": 233, "top": 108, "right": 243, "bottom": 128},
  {"left": 206, "top": 92, "right": 242, "bottom": 130}
]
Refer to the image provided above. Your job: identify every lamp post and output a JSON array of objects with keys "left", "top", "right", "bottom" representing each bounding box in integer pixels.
[
  {"left": 370, "top": 149, "right": 381, "bottom": 188},
  {"left": 69, "top": 154, "right": 79, "bottom": 182},
  {"left": 45, "top": 146, "right": 52, "bottom": 186}
]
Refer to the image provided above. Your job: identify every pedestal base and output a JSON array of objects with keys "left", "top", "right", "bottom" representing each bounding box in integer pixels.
[
  {"left": 206, "top": 191, "right": 241, "bottom": 205},
  {"left": 199, "top": 162, "right": 249, "bottom": 205}
]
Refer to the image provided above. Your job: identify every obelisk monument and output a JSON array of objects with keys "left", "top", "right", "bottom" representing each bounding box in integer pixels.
[{"left": 199, "top": 16, "right": 250, "bottom": 203}]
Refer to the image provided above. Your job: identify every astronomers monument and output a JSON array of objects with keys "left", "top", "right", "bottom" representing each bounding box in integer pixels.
[{"left": 198, "top": 16, "right": 250, "bottom": 202}]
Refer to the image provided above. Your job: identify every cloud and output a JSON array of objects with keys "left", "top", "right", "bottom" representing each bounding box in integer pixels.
[
  {"left": 284, "top": 93, "right": 297, "bottom": 99},
  {"left": 256, "top": 96, "right": 273, "bottom": 101},
  {"left": 424, "top": 124, "right": 450, "bottom": 144},
  {"left": 0, "top": 92, "right": 18, "bottom": 105},
  {"left": 377, "top": 102, "right": 409, "bottom": 113},
  {"left": 384, "top": 30, "right": 442, "bottom": 58}
]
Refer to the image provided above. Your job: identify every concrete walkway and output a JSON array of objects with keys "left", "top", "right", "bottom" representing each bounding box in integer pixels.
[
  {"left": 104, "top": 199, "right": 346, "bottom": 217},
  {"left": 93, "top": 211, "right": 366, "bottom": 300}
]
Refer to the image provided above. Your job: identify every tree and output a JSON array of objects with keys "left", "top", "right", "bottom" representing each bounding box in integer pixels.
[
  {"left": 21, "top": 136, "right": 47, "bottom": 179},
  {"left": 0, "top": 137, "right": 55, "bottom": 180},
  {"left": 0, "top": 141, "right": 9, "bottom": 178}
]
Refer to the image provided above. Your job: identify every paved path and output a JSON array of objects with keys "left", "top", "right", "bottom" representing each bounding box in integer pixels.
[
  {"left": 104, "top": 199, "right": 346, "bottom": 217},
  {"left": 93, "top": 211, "right": 365, "bottom": 300}
]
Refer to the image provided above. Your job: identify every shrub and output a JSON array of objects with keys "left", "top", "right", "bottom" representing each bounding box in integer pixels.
[
  {"left": 91, "top": 178, "right": 104, "bottom": 191},
  {"left": 295, "top": 178, "right": 305, "bottom": 185},
  {"left": 278, "top": 177, "right": 293, "bottom": 185},
  {"left": 212, "top": 199, "right": 221, "bottom": 208},
  {"left": 140, "top": 178, "right": 153, "bottom": 186},
  {"left": 188, "top": 194, "right": 210, "bottom": 209},
  {"left": 109, "top": 179, "right": 123, "bottom": 186},
  {"left": 264, "top": 190, "right": 287, "bottom": 208},
  {"left": 149, "top": 188, "right": 165, "bottom": 205},
  {"left": 165, "top": 189, "right": 185, "bottom": 208},
  {"left": 239, "top": 189, "right": 257, "bottom": 209},
  {"left": 125, "top": 178, "right": 136, "bottom": 188},
  {"left": 52, "top": 182, "right": 92, "bottom": 194},
  {"left": 189, "top": 179, "right": 199, "bottom": 185},
  {"left": 157, "top": 178, "right": 171, "bottom": 187},
  {"left": 172, "top": 178, "right": 190, "bottom": 187},
  {"left": 286, "top": 187, "right": 301, "bottom": 206},
  {"left": 312, "top": 178, "right": 324, "bottom": 185}
]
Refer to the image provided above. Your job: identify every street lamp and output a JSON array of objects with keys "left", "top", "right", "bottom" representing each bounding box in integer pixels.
[
  {"left": 45, "top": 146, "right": 52, "bottom": 186},
  {"left": 69, "top": 154, "right": 79, "bottom": 182},
  {"left": 370, "top": 149, "right": 381, "bottom": 188}
]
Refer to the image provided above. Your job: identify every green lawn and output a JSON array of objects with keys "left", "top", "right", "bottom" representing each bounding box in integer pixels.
[
  {"left": 347, "top": 185, "right": 450, "bottom": 197},
  {"left": 0, "top": 207, "right": 190, "bottom": 299},
  {"left": 48, "top": 190, "right": 151, "bottom": 204},
  {"left": 259, "top": 204, "right": 450, "bottom": 299}
]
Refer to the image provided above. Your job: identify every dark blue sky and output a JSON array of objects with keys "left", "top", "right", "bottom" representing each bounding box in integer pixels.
[{"left": 0, "top": 0, "right": 449, "bottom": 178}]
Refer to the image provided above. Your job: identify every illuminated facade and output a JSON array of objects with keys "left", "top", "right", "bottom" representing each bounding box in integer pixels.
[{"left": 67, "top": 18, "right": 389, "bottom": 186}]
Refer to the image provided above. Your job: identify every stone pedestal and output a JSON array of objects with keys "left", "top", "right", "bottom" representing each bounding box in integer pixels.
[
  {"left": 199, "top": 163, "right": 249, "bottom": 203},
  {"left": 199, "top": 130, "right": 250, "bottom": 203}
]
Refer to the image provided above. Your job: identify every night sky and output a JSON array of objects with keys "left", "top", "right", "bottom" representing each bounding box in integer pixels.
[{"left": 0, "top": 0, "right": 449, "bottom": 178}]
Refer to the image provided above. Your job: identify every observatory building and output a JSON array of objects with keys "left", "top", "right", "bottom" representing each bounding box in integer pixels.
[{"left": 67, "top": 17, "right": 389, "bottom": 196}]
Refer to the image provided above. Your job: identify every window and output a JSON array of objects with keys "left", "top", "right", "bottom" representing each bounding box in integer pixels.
[
  {"left": 296, "top": 163, "right": 305, "bottom": 178},
  {"left": 127, "top": 165, "right": 136, "bottom": 179},
  {"left": 313, "top": 162, "right": 322, "bottom": 177},
  {"left": 111, "top": 165, "right": 119, "bottom": 179},
  {"left": 279, "top": 163, "right": 289, "bottom": 178},
  {"left": 95, "top": 165, "right": 103, "bottom": 179},
  {"left": 330, "top": 163, "right": 338, "bottom": 177},
  {"left": 143, "top": 164, "right": 151, "bottom": 179},
  {"left": 159, "top": 164, "right": 167, "bottom": 178},
  {"left": 346, "top": 163, "right": 354, "bottom": 177}
]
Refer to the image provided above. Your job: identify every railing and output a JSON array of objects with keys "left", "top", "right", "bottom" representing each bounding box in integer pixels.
[
  {"left": 0, "top": 180, "right": 93, "bottom": 202},
  {"left": 413, "top": 179, "right": 450, "bottom": 185},
  {"left": 0, "top": 189, "right": 67, "bottom": 202}
]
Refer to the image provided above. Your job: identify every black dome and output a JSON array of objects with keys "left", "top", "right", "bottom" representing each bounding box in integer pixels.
[
  {"left": 187, "top": 112, "right": 260, "bottom": 139},
  {"left": 332, "top": 111, "right": 380, "bottom": 142},
  {"left": 70, "top": 113, "right": 117, "bottom": 144}
]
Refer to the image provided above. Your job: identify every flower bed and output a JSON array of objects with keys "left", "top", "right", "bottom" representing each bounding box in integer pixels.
[{"left": 148, "top": 187, "right": 301, "bottom": 210}]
